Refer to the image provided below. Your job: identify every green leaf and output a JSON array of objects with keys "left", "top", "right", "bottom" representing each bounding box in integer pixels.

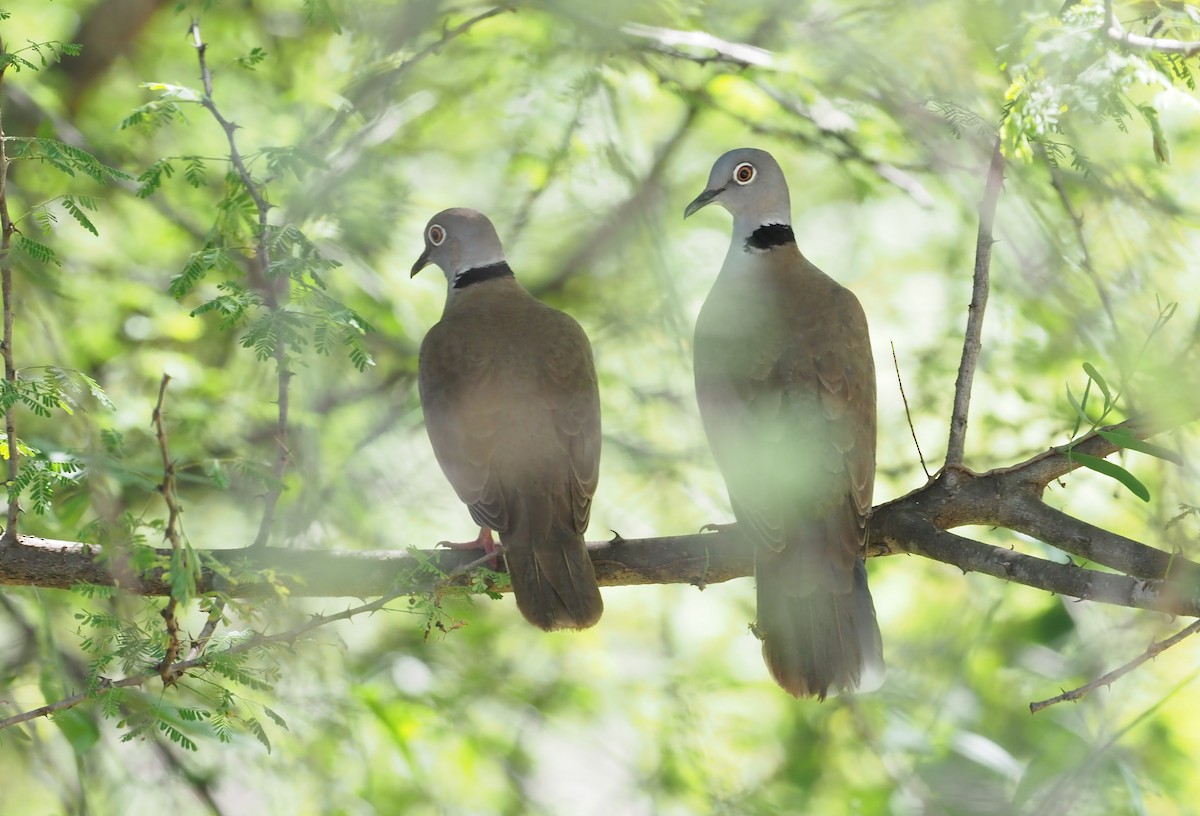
[
  {"left": 1081, "top": 362, "right": 1112, "bottom": 411},
  {"left": 1067, "top": 450, "right": 1150, "bottom": 502},
  {"left": 204, "top": 459, "right": 230, "bottom": 489},
  {"left": 157, "top": 720, "right": 198, "bottom": 751},
  {"left": 1096, "top": 428, "right": 1184, "bottom": 467},
  {"left": 79, "top": 373, "right": 115, "bottom": 410},
  {"left": 1137, "top": 104, "right": 1170, "bottom": 164},
  {"left": 33, "top": 206, "right": 57, "bottom": 234},
  {"left": 246, "top": 716, "right": 272, "bottom": 753},
  {"left": 302, "top": 0, "right": 343, "bottom": 34},
  {"left": 136, "top": 158, "right": 175, "bottom": 197},
  {"left": 184, "top": 156, "right": 207, "bottom": 188},
  {"left": 1066, "top": 381, "right": 1092, "bottom": 437},
  {"left": 52, "top": 708, "right": 101, "bottom": 755},
  {"left": 63, "top": 196, "right": 99, "bottom": 236},
  {"left": 261, "top": 706, "right": 289, "bottom": 730},
  {"left": 14, "top": 234, "right": 62, "bottom": 266},
  {"left": 237, "top": 47, "right": 268, "bottom": 70}
]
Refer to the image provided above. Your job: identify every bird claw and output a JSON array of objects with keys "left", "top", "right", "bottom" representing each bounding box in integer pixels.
[
  {"left": 436, "top": 527, "right": 501, "bottom": 568},
  {"left": 699, "top": 521, "right": 737, "bottom": 535}
]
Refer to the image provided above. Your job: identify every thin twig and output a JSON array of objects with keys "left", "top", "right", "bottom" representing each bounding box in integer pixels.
[
  {"left": 640, "top": 59, "right": 936, "bottom": 206},
  {"left": 752, "top": 79, "right": 935, "bottom": 208},
  {"left": 1029, "top": 618, "right": 1200, "bottom": 713},
  {"left": 0, "top": 40, "right": 18, "bottom": 545},
  {"left": 151, "top": 374, "right": 184, "bottom": 683},
  {"left": 0, "top": 588, "right": 403, "bottom": 730},
  {"left": 185, "top": 599, "right": 225, "bottom": 663},
  {"left": 891, "top": 341, "right": 930, "bottom": 478},
  {"left": 1041, "top": 152, "right": 1120, "bottom": 341},
  {"left": 536, "top": 103, "right": 699, "bottom": 294},
  {"left": 1104, "top": 0, "right": 1200, "bottom": 56},
  {"left": 188, "top": 21, "right": 289, "bottom": 548},
  {"left": 311, "top": 6, "right": 511, "bottom": 151},
  {"left": 945, "top": 140, "right": 1005, "bottom": 468},
  {"left": 623, "top": 23, "right": 773, "bottom": 68}
]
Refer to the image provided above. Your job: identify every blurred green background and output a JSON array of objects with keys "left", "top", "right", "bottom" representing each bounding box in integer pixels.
[{"left": 1, "top": 0, "right": 1199, "bottom": 813}]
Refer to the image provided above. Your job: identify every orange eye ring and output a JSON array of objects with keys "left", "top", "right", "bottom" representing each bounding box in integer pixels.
[
  {"left": 428, "top": 224, "right": 446, "bottom": 246},
  {"left": 733, "top": 162, "right": 756, "bottom": 185}
]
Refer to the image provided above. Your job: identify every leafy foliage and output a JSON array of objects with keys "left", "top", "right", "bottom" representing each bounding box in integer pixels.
[{"left": 0, "top": 1, "right": 1198, "bottom": 814}]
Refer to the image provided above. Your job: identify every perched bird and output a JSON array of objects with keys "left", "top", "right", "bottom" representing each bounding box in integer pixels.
[
  {"left": 685, "top": 148, "right": 884, "bottom": 698},
  {"left": 411, "top": 208, "right": 604, "bottom": 631}
]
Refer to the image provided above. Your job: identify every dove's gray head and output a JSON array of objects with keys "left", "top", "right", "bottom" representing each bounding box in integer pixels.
[
  {"left": 411, "top": 208, "right": 508, "bottom": 285},
  {"left": 684, "top": 148, "right": 792, "bottom": 237}
]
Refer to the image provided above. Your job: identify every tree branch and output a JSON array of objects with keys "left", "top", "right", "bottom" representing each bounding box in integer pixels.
[
  {"left": 1040, "top": 148, "right": 1121, "bottom": 340},
  {"left": 1104, "top": 0, "right": 1200, "bottom": 56},
  {"left": 0, "top": 584, "right": 407, "bottom": 730},
  {"left": 2, "top": 417, "right": 1196, "bottom": 615},
  {"left": 891, "top": 341, "right": 930, "bottom": 478},
  {"left": 534, "top": 103, "right": 700, "bottom": 296},
  {"left": 1029, "top": 618, "right": 1200, "bottom": 713},
  {"left": 188, "top": 21, "right": 289, "bottom": 548},
  {"left": 311, "top": 6, "right": 512, "bottom": 152},
  {"left": 945, "top": 139, "right": 1004, "bottom": 468},
  {"left": 0, "top": 40, "right": 19, "bottom": 544},
  {"left": 622, "top": 23, "right": 773, "bottom": 68},
  {"left": 151, "top": 374, "right": 185, "bottom": 683}
]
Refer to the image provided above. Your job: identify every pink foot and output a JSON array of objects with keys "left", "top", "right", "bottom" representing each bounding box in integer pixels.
[{"left": 438, "top": 527, "right": 500, "bottom": 568}]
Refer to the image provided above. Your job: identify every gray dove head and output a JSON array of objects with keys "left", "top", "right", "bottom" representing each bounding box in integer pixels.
[
  {"left": 411, "top": 207, "right": 507, "bottom": 281},
  {"left": 684, "top": 148, "right": 792, "bottom": 234}
]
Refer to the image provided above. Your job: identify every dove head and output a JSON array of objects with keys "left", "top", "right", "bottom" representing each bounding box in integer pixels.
[
  {"left": 684, "top": 148, "right": 792, "bottom": 238},
  {"left": 411, "top": 208, "right": 509, "bottom": 287}
]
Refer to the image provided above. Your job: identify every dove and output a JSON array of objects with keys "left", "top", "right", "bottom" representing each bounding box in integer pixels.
[
  {"left": 686, "top": 149, "right": 884, "bottom": 698},
  {"left": 412, "top": 208, "right": 604, "bottom": 631}
]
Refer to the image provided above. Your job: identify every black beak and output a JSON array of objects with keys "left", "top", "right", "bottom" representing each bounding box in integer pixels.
[
  {"left": 684, "top": 187, "right": 723, "bottom": 219},
  {"left": 410, "top": 248, "right": 431, "bottom": 277}
]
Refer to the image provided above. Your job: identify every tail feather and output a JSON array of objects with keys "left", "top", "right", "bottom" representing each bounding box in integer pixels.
[
  {"left": 756, "top": 556, "right": 883, "bottom": 699},
  {"left": 501, "top": 493, "right": 603, "bottom": 631}
]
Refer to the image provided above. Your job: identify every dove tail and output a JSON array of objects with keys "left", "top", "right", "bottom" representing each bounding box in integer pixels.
[
  {"left": 501, "top": 494, "right": 603, "bottom": 631},
  {"left": 756, "top": 557, "right": 884, "bottom": 700}
]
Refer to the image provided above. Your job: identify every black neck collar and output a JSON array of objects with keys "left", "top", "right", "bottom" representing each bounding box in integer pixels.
[
  {"left": 744, "top": 223, "right": 795, "bottom": 251},
  {"left": 453, "top": 261, "right": 515, "bottom": 289}
]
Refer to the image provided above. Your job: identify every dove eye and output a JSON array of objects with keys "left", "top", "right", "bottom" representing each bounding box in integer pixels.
[
  {"left": 428, "top": 224, "right": 446, "bottom": 246},
  {"left": 733, "top": 162, "right": 756, "bottom": 185}
]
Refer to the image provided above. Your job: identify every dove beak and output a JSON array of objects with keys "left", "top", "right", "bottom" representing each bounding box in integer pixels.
[
  {"left": 410, "top": 248, "right": 432, "bottom": 277},
  {"left": 684, "top": 186, "right": 724, "bottom": 219}
]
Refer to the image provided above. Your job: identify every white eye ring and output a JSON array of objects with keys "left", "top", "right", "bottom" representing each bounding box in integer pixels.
[
  {"left": 733, "top": 162, "right": 756, "bottom": 185},
  {"left": 428, "top": 224, "right": 446, "bottom": 246}
]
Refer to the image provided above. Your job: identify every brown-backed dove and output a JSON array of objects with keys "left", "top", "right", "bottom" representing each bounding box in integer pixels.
[
  {"left": 685, "top": 149, "right": 884, "bottom": 698},
  {"left": 412, "top": 208, "right": 603, "bottom": 631}
]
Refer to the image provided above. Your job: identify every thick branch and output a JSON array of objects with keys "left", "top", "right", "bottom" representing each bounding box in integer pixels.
[
  {"left": 1, "top": 418, "right": 1195, "bottom": 614},
  {"left": 995, "top": 500, "right": 1200, "bottom": 584},
  {"left": 945, "top": 141, "right": 1004, "bottom": 467},
  {"left": 0, "top": 529, "right": 745, "bottom": 599},
  {"left": 873, "top": 509, "right": 1200, "bottom": 616}
]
